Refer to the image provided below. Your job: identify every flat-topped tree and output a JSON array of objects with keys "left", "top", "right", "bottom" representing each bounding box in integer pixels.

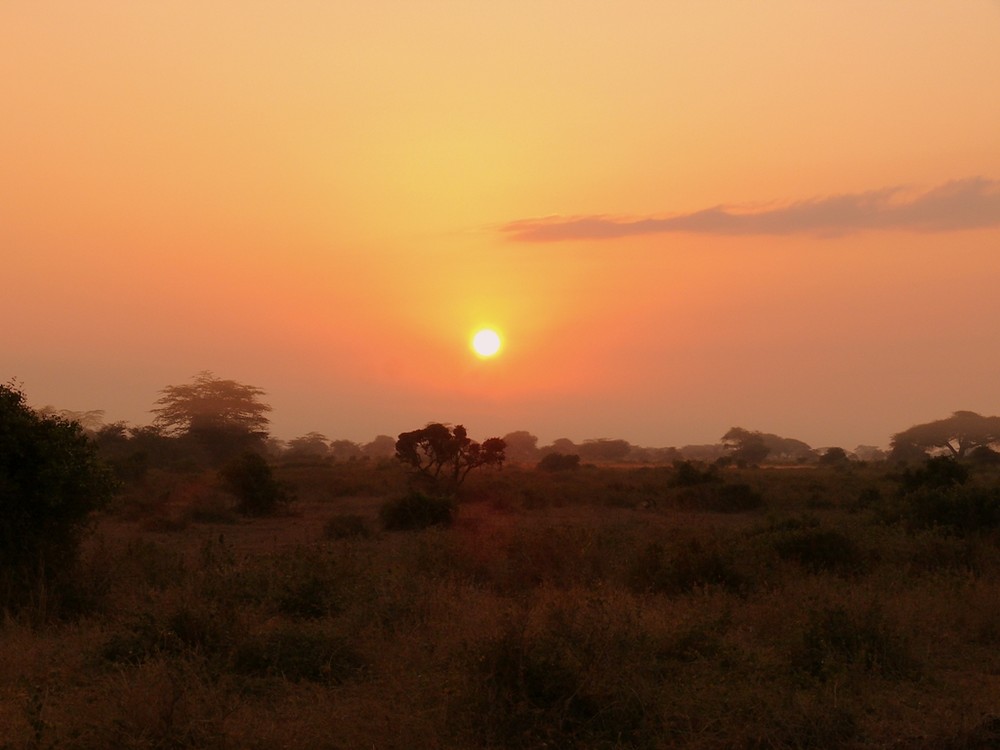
[
  {"left": 891, "top": 410, "right": 1000, "bottom": 461},
  {"left": 152, "top": 371, "right": 272, "bottom": 463}
]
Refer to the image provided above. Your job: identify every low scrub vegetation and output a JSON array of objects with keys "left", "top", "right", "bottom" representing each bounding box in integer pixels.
[{"left": 4, "top": 451, "right": 1000, "bottom": 748}]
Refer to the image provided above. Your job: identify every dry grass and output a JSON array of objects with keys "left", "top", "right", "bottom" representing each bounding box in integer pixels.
[{"left": 3, "top": 462, "right": 1000, "bottom": 748}]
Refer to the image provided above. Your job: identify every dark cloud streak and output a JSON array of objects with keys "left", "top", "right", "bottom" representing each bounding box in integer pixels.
[{"left": 501, "top": 177, "right": 1000, "bottom": 242}]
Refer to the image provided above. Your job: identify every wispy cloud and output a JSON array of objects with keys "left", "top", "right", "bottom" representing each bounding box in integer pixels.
[{"left": 501, "top": 177, "right": 1000, "bottom": 242}]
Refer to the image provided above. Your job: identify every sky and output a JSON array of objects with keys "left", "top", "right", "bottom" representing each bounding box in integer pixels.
[{"left": 3, "top": 1, "right": 999, "bottom": 450}]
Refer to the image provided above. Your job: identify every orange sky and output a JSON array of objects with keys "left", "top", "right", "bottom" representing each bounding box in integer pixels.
[{"left": 3, "top": 1, "right": 999, "bottom": 450}]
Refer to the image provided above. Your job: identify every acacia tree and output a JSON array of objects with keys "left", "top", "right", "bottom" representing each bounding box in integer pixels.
[
  {"left": 395, "top": 423, "right": 505, "bottom": 492},
  {"left": 721, "top": 427, "right": 770, "bottom": 466},
  {"left": 285, "top": 432, "right": 331, "bottom": 460},
  {"left": 891, "top": 411, "right": 1000, "bottom": 461},
  {"left": 152, "top": 371, "right": 272, "bottom": 462}
]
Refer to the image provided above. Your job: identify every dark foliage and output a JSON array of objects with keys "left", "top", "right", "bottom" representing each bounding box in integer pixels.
[
  {"left": 627, "top": 538, "right": 749, "bottom": 595},
  {"left": 536, "top": 452, "right": 581, "bottom": 472},
  {"left": 891, "top": 410, "right": 1000, "bottom": 461},
  {"left": 713, "top": 482, "right": 765, "bottom": 512},
  {"left": 818, "top": 447, "right": 850, "bottom": 466},
  {"left": 153, "top": 371, "right": 272, "bottom": 464},
  {"left": 0, "top": 382, "right": 117, "bottom": 609},
  {"left": 395, "top": 423, "right": 505, "bottom": 492},
  {"left": 379, "top": 490, "right": 455, "bottom": 530},
  {"left": 472, "top": 619, "right": 648, "bottom": 748},
  {"left": 670, "top": 460, "right": 719, "bottom": 487},
  {"left": 900, "top": 455, "right": 969, "bottom": 493},
  {"left": 221, "top": 452, "right": 293, "bottom": 516},
  {"left": 722, "top": 427, "right": 770, "bottom": 465},
  {"left": 905, "top": 486, "right": 1000, "bottom": 535},
  {"left": 794, "top": 605, "right": 916, "bottom": 681},
  {"left": 772, "top": 529, "right": 866, "bottom": 575}
]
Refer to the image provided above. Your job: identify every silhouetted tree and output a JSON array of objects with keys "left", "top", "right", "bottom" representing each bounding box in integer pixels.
[
  {"left": 578, "top": 438, "right": 632, "bottom": 463},
  {"left": 722, "top": 427, "right": 770, "bottom": 466},
  {"left": 37, "top": 407, "right": 106, "bottom": 436},
  {"left": 891, "top": 411, "right": 1000, "bottom": 461},
  {"left": 854, "top": 445, "right": 887, "bottom": 462},
  {"left": 501, "top": 431, "right": 540, "bottom": 463},
  {"left": 395, "top": 423, "right": 505, "bottom": 492},
  {"left": 362, "top": 434, "right": 397, "bottom": 459},
  {"left": 548, "top": 438, "right": 578, "bottom": 454},
  {"left": 818, "top": 447, "right": 850, "bottom": 466},
  {"left": 152, "top": 371, "right": 271, "bottom": 463},
  {"left": 329, "top": 439, "right": 363, "bottom": 462},
  {"left": 285, "top": 432, "right": 330, "bottom": 460},
  {"left": 1, "top": 382, "right": 117, "bottom": 608}
]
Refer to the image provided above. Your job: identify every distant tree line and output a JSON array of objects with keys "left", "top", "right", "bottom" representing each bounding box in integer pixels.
[{"left": 26, "top": 373, "right": 1000, "bottom": 476}]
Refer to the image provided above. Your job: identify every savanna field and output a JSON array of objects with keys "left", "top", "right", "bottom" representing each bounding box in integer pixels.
[{"left": 4, "top": 455, "right": 1000, "bottom": 749}]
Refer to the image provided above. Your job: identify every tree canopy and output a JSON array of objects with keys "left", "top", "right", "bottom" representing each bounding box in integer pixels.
[
  {"left": 721, "top": 427, "right": 770, "bottom": 465},
  {"left": 395, "top": 423, "right": 505, "bottom": 491},
  {"left": 1, "top": 382, "right": 117, "bottom": 606},
  {"left": 152, "top": 371, "right": 271, "bottom": 436},
  {"left": 891, "top": 411, "right": 1000, "bottom": 461}
]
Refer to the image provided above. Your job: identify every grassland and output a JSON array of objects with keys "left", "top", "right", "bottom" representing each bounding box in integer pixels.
[{"left": 3, "top": 459, "right": 1000, "bottom": 749}]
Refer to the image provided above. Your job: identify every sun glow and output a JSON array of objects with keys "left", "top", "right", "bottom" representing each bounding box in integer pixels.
[{"left": 471, "top": 328, "right": 502, "bottom": 358}]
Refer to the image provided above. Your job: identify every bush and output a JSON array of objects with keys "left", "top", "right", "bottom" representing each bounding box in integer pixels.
[
  {"left": 794, "top": 605, "right": 916, "bottom": 681},
  {"left": 379, "top": 491, "right": 455, "bottom": 531},
  {"left": 627, "top": 537, "right": 748, "bottom": 595},
  {"left": 772, "top": 529, "right": 866, "bottom": 575},
  {"left": 713, "top": 482, "right": 765, "bottom": 512},
  {"left": 0, "top": 383, "right": 118, "bottom": 611},
  {"left": 536, "top": 452, "right": 580, "bottom": 472},
  {"left": 670, "top": 460, "right": 719, "bottom": 487},
  {"left": 220, "top": 452, "right": 293, "bottom": 516},
  {"left": 900, "top": 455, "right": 969, "bottom": 493},
  {"left": 677, "top": 482, "right": 764, "bottom": 513},
  {"left": 471, "top": 615, "right": 647, "bottom": 748},
  {"left": 906, "top": 485, "right": 1000, "bottom": 535}
]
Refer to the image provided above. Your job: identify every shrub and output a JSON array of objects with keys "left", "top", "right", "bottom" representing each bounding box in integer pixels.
[
  {"left": 379, "top": 491, "right": 454, "bottom": 531},
  {"left": 772, "top": 529, "right": 866, "bottom": 575},
  {"left": 906, "top": 485, "right": 1000, "bottom": 535},
  {"left": 900, "top": 455, "right": 969, "bottom": 493},
  {"left": 0, "top": 383, "right": 118, "bottom": 611},
  {"left": 627, "top": 537, "right": 748, "bottom": 595},
  {"left": 670, "top": 459, "right": 719, "bottom": 487},
  {"left": 537, "top": 452, "right": 581, "bottom": 472},
  {"left": 713, "top": 482, "right": 765, "bottom": 512},
  {"left": 677, "top": 482, "right": 764, "bottom": 513},
  {"left": 471, "top": 616, "right": 647, "bottom": 748},
  {"left": 794, "top": 605, "right": 916, "bottom": 681},
  {"left": 220, "top": 452, "right": 293, "bottom": 516}
]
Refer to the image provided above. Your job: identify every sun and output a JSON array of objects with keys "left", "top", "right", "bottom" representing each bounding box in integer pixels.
[{"left": 471, "top": 328, "right": 502, "bottom": 358}]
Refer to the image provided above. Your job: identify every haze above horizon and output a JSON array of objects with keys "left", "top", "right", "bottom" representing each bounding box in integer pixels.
[{"left": 3, "top": 1, "right": 999, "bottom": 450}]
